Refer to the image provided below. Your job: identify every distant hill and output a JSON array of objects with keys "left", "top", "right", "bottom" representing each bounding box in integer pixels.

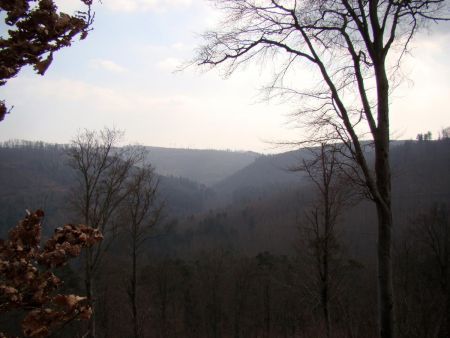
[
  {"left": 212, "top": 148, "right": 313, "bottom": 204},
  {"left": 144, "top": 146, "right": 260, "bottom": 186},
  {"left": 168, "top": 139, "right": 450, "bottom": 256},
  {"left": 211, "top": 141, "right": 411, "bottom": 205},
  {"left": 0, "top": 143, "right": 215, "bottom": 235},
  {"left": 1, "top": 139, "right": 449, "bottom": 251}
]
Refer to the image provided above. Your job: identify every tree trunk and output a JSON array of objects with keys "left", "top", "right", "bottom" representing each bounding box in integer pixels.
[
  {"left": 131, "top": 243, "right": 138, "bottom": 338},
  {"left": 85, "top": 248, "right": 96, "bottom": 338},
  {"left": 373, "top": 50, "right": 395, "bottom": 338},
  {"left": 233, "top": 304, "right": 241, "bottom": 338},
  {"left": 374, "top": 137, "right": 395, "bottom": 338},
  {"left": 444, "top": 279, "right": 450, "bottom": 338},
  {"left": 323, "top": 174, "right": 331, "bottom": 338},
  {"left": 263, "top": 282, "right": 271, "bottom": 338},
  {"left": 321, "top": 284, "right": 331, "bottom": 338},
  {"left": 322, "top": 220, "right": 331, "bottom": 338},
  {"left": 322, "top": 269, "right": 331, "bottom": 338},
  {"left": 376, "top": 202, "right": 394, "bottom": 338},
  {"left": 443, "top": 208, "right": 449, "bottom": 338}
]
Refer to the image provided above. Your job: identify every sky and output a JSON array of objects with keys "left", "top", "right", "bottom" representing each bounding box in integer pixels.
[{"left": 0, "top": 0, "right": 449, "bottom": 153}]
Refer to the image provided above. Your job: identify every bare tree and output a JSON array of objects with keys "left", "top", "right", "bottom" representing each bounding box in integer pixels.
[
  {"left": 297, "top": 143, "right": 351, "bottom": 338},
  {"left": 193, "top": 1, "right": 449, "bottom": 337},
  {"left": 67, "top": 128, "right": 143, "bottom": 338},
  {"left": 411, "top": 204, "right": 450, "bottom": 337},
  {"left": 121, "top": 164, "right": 163, "bottom": 338}
]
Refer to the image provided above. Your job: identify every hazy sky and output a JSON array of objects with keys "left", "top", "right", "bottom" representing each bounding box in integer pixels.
[{"left": 0, "top": 0, "right": 449, "bottom": 153}]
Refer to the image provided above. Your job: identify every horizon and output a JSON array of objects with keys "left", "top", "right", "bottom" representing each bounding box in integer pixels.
[{"left": 0, "top": 136, "right": 435, "bottom": 156}]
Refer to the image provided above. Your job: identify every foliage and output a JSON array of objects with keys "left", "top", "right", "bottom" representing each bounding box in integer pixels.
[
  {"left": 442, "top": 127, "right": 450, "bottom": 139},
  {"left": 0, "top": 210, "right": 102, "bottom": 337},
  {"left": 0, "top": 0, "right": 94, "bottom": 121},
  {"left": 416, "top": 131, "right": 432, "bottom": 142}
]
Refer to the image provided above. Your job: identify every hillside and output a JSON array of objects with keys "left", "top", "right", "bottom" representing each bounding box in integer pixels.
[
  {"left": 0, "top": 143, "right": 214, "bottom": 235},
  {"left": 211, "top": 141, "right": 414, "bottom": 206},
  {"left": 165, "top": 139, "right": 450, "bottom": 256},
  {"left": 144, "top": 146, "right": 259, "bottom": 186},
  {"left": 1, "top": 139, "right": 449, "bottom": 242},
  {"left": 212, "top": 148, "right": 312, "bottom": 205}
]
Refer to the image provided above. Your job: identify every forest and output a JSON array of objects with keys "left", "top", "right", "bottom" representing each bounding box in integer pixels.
[
  {"left": 0, "top": 135, "right": 449, "bottom": 337},
  {"left": 1, "top": 1, "right": 450, "bottom": 338}
]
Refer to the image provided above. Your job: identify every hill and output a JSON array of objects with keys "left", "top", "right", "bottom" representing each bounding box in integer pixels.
[
  {"left": 212, "top": 148, "right": 312, "bottom": 205},
  {"left": 144, "top": 146, "right": 259, "bottom": 186},
  {"left": 1, "top": 139, "right": 449, "bottom": 248},
  {"left": 0, "top": 142, "right": 214, "bottom": 235},
  {"left": 165, "top": 139, "right": 450, "bottom": 256}
]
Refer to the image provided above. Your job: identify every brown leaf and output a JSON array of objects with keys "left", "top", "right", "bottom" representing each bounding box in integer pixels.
[{"left": 34, "top": 53, "right": 53, "bottom": 76}]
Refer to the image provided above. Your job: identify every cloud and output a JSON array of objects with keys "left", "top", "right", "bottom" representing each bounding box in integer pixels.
[
  {"left": 89, "top": 59, "right": 127, "bottom": 73},
  {"left": 54, "top": 0, "right": 89, "bottom": 13},
  {"left": 105, "top": 0, "right": 192, "bottom": 13},
  {"left": 19, "top": 77, "right": 196, "bottom": 111},
  {"left": 156, "top": 57, "right": 183, "bottom": 72},
  {"left": 171, "top": 42, "right": 186, "bottom": 50}
]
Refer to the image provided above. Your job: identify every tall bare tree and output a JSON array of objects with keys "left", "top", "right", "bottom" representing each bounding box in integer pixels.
[
  {"left": 297, "top": 143, "right": 351, "bottom": 338},
  {"left": 194, "top": 1, "right": 449, "bottom": 336},
  {"left": 121, "top": 164, "right": 163, "bottom": 338},
  {"left": 67, "top": 128, "right": 143, "bottom": 338}
]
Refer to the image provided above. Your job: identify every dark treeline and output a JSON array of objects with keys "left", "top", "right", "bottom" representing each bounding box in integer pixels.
[
  {"left": 96, "top": 203, "right": 449, "bottom": 338},
  {"left": 0, "top": 137, "right": 449, "bottom": 337},
  {"left": 93, "top": 249, "right": 374, "bottom": 338},
  {"left": 3, "top": 205, "right": 447, "bottom": 338}
]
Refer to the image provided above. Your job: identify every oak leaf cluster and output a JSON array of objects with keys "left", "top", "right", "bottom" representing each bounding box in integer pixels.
[
  {"left": 0, "top": 0, "right": 94, "bottom": 121},
  {"left": 0, "top": 210, "right": 102, "bottom": 337}
]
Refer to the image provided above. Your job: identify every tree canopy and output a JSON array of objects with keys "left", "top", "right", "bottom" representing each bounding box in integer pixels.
[{"left": 197, "top": 0, "right": 448, "bottom": 140}]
